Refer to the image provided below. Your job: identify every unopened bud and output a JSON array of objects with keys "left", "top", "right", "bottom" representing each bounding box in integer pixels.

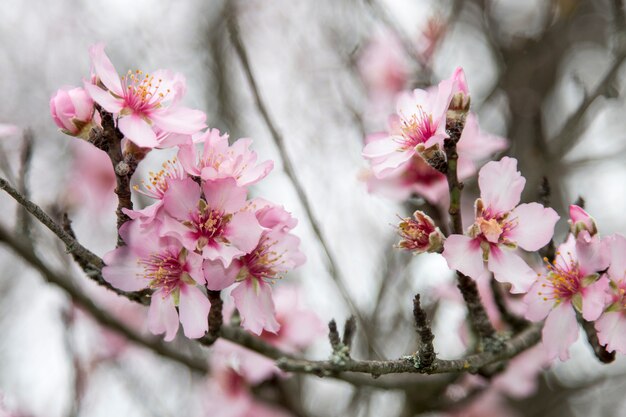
[
  {"left": 395, "top": 211, "right": 444, "bottom": 254},
  {"left": 568, "top": 205, "right": 598, "bottom": 237},
  {"left": 417, "top": 143, "right": 447, "bottom": 173},
  {"left": 50, "top": 87, "right": 95, "bottom": 139}
]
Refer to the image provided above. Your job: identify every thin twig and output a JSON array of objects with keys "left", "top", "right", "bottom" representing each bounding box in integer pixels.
[
  {"left": 0, "top": 222, "right": 209, "bottom": 374},
  {"left": 277, "top": 324, "right": 541, "bottom": 377},
  {"left": 226, "top": 10, "right": 367, "bottom": 331},
  {"left": 0, "top": 176, "right": 103, "bottom": 269},
  {"left": 16, "top": 130, "right": 34, "bottom": 238},
  {"left": 413, "top": 294, "right": 436, "bottom": 368},
  {"left": 550, "top": 50, "right": 626, "bottom": 156}
]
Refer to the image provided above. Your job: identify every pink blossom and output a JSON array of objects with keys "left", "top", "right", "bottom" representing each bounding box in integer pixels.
[
  {"left": 177, "top": 128, "right": 273, "bottom": 186},
  {"left": 84, "top": 43, "right": 206, "bottom": 148},
  {"left": 443, "top": 157, "right": 559, "bottom": 293},
  {"left": 158, "top": 177, "right": 263, "bottom": 266},
  {"left": 395, "top": 210, "right": 444, "bottom": 253},
  {"left": 203, "top": 367, "right": 293, "bottom": 417},
  {"left": 250, "top": 198, "right": 298, "bottom": 231},
  {"left": 357, "top": 31, "right": 409, "bottom": 98},
  {"left": 50, "top": 86, "right": 95, "bottom": 138},
  {"left": 102, "top": 219, "right": 210, "bottom": 340},
  {"left": 123, "top": 158, "right": 186, "bottom": 223},
  {"left": 595, "top": 233, "right": 626, "bottom": 354},
  {"left": 204, "top": 208, "right": 306, "bottom": 335},
  {"left": 569, "top": 204, "right": 598, "bottom": 237},
  {"left": 362, "top": 69, "right": 461, "bottom": 178},
  {"left": 65, "top": 140, "right": 116, "bottom": 213},
  {"left": 524, "top": 233, "right": 610, "bottom": 360},
  {"left": 362, "top": 112, "right": 507, "bottom": 205}
]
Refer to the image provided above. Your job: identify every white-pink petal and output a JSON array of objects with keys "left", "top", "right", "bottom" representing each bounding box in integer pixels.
[
  {"left": 162, "top": 178, "right": 201, "bottom": 220},
  {"left": 102, "top": 247, "right": 147, "bottom": 292},
  {"left": 442, "top": 235, "right": 486, "bottom": 280},
  {"left": 478, "top": 157, "right": 525, "bottom": 214},
  {"left": 231, "top": 279, "right": 280, "bottom": 336},
  {"left": 581, "top": 275, "right": 610, "bottom": 321},
  {"left": 151, "top": 106, "right": 207, "bottom": 135},
  {"left": 83, "top": 83, "right": 124, "bottom": 114},
  {"left": 542, "top": 301, "right": 578, "bottom": 361},
  {"left": 523, "top": 279, "right": 555, "bottom": 322},
  {"left": 147, "top": 291, "right": 179, "bottom": 341},
  {"left": 203, "top": 259, "right": 238, "bottom": 290},
  {"left": 118, "top": 114, "right": 159, "bottom": 148},
  {"left": 178, "top": 284, "right": 211, "bottom": 339},
  {"left": 508, "top": 203, "right": 559, "bottom": 251},
  {"left": 488, "top": 246, "right": 537, "bottom": 294},
  {"left": 202, "top": 178, "right": 247, "bottom": 214},
  {"left": 88, "top": 43, "right": 123, "bottom": 95},
  {"left": 596, "top": 311, "right": 626, "bottom": 354},
  {"left": 225, "top": 211, "right": 263, "bottom": 255}
]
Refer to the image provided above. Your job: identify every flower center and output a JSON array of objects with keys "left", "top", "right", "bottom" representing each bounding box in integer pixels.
[
  {"left": 122, "top": 70, "right": 171, "bottom": 113},
  {"left": 184, "top": 201, "right": 232, "bottom": 251},
  {"left": 139, "top": 251, "right": 184, "bottom": 296},
  {"left": 397, "top": 106, "right": 437, "bottom": 150},
  {"left": 238, "top": 235, "right": 286, "bottom": 281},
  {"left": 134, "top": 158, "right": 184, "bottom": 199},
  {"left": 538, "top": 252, "right": 581, "bottom": 302}
]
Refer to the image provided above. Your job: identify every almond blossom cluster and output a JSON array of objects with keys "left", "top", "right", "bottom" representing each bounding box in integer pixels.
[
  {"left": 50, "top": 44, "right": 305, "bottom": 342},
  {"left": 364, "top": 67, "right": 626, "bottom": 365},
  {"left": 361, "top": 68, "right": 507, "bottom": 206}
]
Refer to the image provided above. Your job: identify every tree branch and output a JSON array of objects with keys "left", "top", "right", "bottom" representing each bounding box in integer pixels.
[
  {"left": 225, "top": 9, "right": 368, "bottom": 334},
  {"left": 277, "top": 323, "right": 541, "bottom": 377},
  {"left": 0, "top": 222, "right": 209, "bottom": 374}
]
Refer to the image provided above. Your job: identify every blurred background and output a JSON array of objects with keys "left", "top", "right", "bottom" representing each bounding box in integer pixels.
[{"left": 1, "top": 0, "right": 626, "bottom": 416}]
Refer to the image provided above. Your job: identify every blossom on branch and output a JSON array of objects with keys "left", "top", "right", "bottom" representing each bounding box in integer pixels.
[
  {"left": 84, "top": 43, "right": 206, "bottom": 148},
  {"left": 443, "top": 157, "right": 559, "bottom": 293},
  {"left": 50, "top": 86, "right": 96, "bottom": 138},
  {"left": 102, "top": 220, "right": 210, "bottom": 341},
  {"left": 595, "top": 233, "right": 626, "bottom": 354}
]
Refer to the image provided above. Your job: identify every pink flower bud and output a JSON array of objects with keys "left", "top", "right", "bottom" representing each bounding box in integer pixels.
[
  {"left": 50, "top": 87, "right": 95, "bottom": 138},
  {"left": 569, "top": 204, "right": 597, "bottom": 237},
  {"left": 448, "top": 67, "right": 470, "bottom": 113},
  {"left": 396, "top": 211, "right": 444, "bottom": 253}
]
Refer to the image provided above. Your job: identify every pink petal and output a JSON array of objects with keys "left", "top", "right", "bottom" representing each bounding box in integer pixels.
[
  {"left": 523, "top": 279, "right": 555, "bottom": 321},
  {"left": 203, "top": 259, "right": 239, "bottom": 290},
  {"left": 88, "top": 43, "right": 123, "bottom": 95},
  {"left": 102, "top": 247, "right": 147, "bottom": 291},
  {"left": 581, "top": 275, "right": 610, "bottom": 321},
  {"left": 202, "top": 243, "right": 245, "bottom": 268},
  {"left": 478, "top": 157, "right": 526, "bottom": 214},
  {"left": 118, "top": 114, "right": 159, "bottom": 148},
  {"left": 508, "top": 203, "right": 559, "bottom": 251},
  {"left": 162, "top": 178, "right": 201, "bottom": 220},
  {"left": 147, "top": 291, "right": 179, "bottom": 341},
  {"left": 362, "top": 135, "right": 399, "bottom": 158},
  {"left": 178, "top": 284, "right": 211, "bottom": 339},
  {"left": 488, "top": 246, "right": 537, "bottom": 293},
  {"left": 542, "top": 301, "right": 578, "bottom": 361},
  {"left": 237, "top": 160, "right": 274, "bottom": 186},
  {"left": 442, "top": 235, "right": 486, "bottom": 280},
  {"left": 596, "top": 311, "right": 626, "bottom": 354},
  {"left": 84, "top": 83, "right": 124, "bottom": 114},
  {"left": 185, "top": 251, "right": 205, "bottom": 284},
  {"left": 231, "top": 279, "right": 280, "bottom": 335},
  {"left": 609, "top": 233, "right": 626, "bottom": 282},
  {"left": 151, "top": 106, "right": 207, "bottom": 135},
  {"left": 177, "top": 143, "right": 201, "bottom": 176},
  {"left": 576, "top": 233, "right": 610, "bottom": 275},
  {"left": 202, "top": 178, "right": 247, "bottom": 213},
  {"left": 224, "top": 210, "right": 263, "bottom": 254}
]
